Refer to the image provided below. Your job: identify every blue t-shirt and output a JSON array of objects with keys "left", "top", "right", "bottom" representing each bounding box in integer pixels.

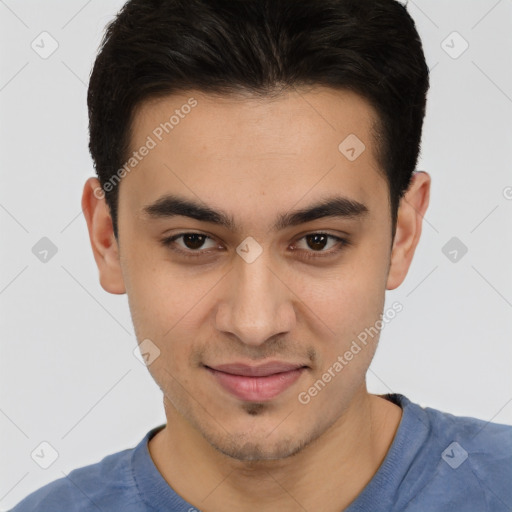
[{"left": 9, "top": 394, "right": 512, "bottom": 511}]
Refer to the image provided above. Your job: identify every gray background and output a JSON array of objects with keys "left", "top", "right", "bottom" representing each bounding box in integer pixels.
[{"left": 1, "top": 0, "right": 511, "bottom": 508}]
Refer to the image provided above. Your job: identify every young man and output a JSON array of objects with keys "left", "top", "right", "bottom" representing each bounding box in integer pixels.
[{"left": 11, "top": 0, "right": 511, "bottom": 510}]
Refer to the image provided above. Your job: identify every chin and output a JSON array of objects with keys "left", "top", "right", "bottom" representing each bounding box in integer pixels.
[
  {"left": 197, "top": 416, "right": 325, "bottom": 462},
  {"left": 208, "top": 434, "right": 309, "bottom": 461}
]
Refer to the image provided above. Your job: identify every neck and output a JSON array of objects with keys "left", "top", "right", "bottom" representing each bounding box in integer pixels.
[{"left": 148, "top": 388, "right": 402, "bottom": 512}]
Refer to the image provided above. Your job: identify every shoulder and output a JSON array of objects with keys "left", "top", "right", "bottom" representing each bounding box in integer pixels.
[
  {"left": 400, "top": 395, "right": 512, "bottom": 510},
  {"left": 9, "top": 445, "right": 140, "bottom": 512},
  {"left": 396, "top": 394, "right": 512, "bottom": 454},
  {"left": 420, "top": 399, "right": 512, "bottom": 463}
]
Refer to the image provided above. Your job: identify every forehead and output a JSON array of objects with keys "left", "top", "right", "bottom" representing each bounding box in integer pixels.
[
  {"left": 131, "top": 86, "right": 380, "bottom": 161},
  {"left": 121, "top": 87, "right": 389, "bottom": 232}
]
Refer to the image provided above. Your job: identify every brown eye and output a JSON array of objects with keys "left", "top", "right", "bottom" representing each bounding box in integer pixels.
[
  {"left": 160, "top": 232, "right": 218, "bottom": 256},
  {"left": 293, "top": 233, "right": 350, "bottom": 260},
  {"left": 305, "top": 233, "right": 330, "bottom": 251},
  {"left": 181, "top": 233, "right": 208, "bottom": 250}
]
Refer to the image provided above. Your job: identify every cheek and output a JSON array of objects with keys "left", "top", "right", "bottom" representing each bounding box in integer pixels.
[
  {"left": 121, "top": 242, "right": 196, "bottom": 334},
  {"left": 295, "top": 271, "right": 385, "bottom": 408},
  {"left": 297, "top": 249, "right": 389, "bottom": 373},
  {"left": 123, "top": 254, "right": 220, "bottom": 375},
  {"left": 305, "top": 262, "right": 387, "bottom": 332}
]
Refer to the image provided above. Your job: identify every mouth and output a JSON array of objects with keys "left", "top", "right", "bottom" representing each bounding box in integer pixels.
[{"left": 204, "top": 361, "right": 309, "bottom": 402}]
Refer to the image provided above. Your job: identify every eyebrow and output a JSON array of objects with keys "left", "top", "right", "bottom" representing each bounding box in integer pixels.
[{"left": 142, "top": 193, "right": 369, "bottom": 232}]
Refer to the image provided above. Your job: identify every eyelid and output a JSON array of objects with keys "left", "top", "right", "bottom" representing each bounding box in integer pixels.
[
  {"left": 290, "top": 232, "right": 350, "bottom": 259},
  {"left": 160, "top": 231, "right": 350, "bottom": 258},
  {"left": 161, "top": 232, "right": 220, "bottom": 256}
]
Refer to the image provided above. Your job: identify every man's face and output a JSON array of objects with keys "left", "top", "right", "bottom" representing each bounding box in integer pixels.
[{"left": 116, "top": 87, "right": 393, "bottom": 460}]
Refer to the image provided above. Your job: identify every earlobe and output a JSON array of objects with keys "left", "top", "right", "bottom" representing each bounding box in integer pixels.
[
  {"left": 81, "top": 177, "right": 126, "bottom": 295},
  {"left": 386, "top": 171, "right": 431, "bottom": 291}
]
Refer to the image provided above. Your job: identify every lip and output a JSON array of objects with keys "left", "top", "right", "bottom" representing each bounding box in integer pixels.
[{"left": 205, "top": 361, "right": 308, "bottom": 402}]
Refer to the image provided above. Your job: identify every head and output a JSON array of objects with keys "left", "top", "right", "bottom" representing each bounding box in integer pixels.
[{"left": 83, "top": 0, "right": 430, "bottom": 461}]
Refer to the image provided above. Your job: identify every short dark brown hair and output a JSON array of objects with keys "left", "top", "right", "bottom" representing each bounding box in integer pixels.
[{"left": 87, "top": 0, "right": 429, "bottom": 241}]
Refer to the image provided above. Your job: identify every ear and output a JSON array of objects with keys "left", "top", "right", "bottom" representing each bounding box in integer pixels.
[
  {"left": 386, "top": 171, "right": 431, "bottom": 291},
  {"left": 81, "top": 177, "right": 126, "bottom": 294}
]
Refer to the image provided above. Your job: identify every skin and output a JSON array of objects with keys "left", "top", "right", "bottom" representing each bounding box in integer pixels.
[{"left": 82, "top": 87, "right": 430, "bottom": 512}]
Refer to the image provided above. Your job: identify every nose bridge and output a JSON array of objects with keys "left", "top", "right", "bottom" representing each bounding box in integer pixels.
[{"left": 216, "top": 248, "right": 295, "bottom": 346}]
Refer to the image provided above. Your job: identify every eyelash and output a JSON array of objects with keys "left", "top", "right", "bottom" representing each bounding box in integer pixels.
[{"left": 160, "top": 232, "right": 351, "bottom": 260}]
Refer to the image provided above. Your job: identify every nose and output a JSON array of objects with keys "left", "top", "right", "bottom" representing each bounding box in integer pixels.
[{"left": 215, "top": 248, "right": 296, "bottom": 347}]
